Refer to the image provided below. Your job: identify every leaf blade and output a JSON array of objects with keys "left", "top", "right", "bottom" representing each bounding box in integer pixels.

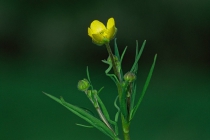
[
  {"left": 130, "top": 54, "right": 157, "bottom": 120},
  {"left": 43, "top": 92, "right": 116, "bottom": 139}
]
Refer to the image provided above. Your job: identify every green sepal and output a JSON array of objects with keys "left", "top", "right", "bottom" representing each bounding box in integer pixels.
[
  {"left": 43, "top": 92, "right": 116, "bottom": 139},
  {"left": 130, "top": 54, "right": 157, "bottom": 120}
]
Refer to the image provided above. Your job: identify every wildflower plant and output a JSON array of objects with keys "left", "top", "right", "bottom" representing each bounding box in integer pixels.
[{"left": 44, "top": 17, "right": 157, "bottom": 140}]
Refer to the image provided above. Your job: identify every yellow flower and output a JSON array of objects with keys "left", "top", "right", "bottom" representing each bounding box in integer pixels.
[{"left": 88, "top": 17, "right": 117, "bottom": 46}]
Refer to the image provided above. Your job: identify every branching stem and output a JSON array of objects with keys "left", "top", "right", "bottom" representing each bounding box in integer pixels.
[{"left": 105, "top": 43, "right": 131, "bottom": 140}]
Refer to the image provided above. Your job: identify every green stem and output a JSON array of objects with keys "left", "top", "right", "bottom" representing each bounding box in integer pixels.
[
  {"left": 105, "top": 43, "right": 130, "bottom": 140},
  {"left": 105, "top": 43, "right": 122, "bottom": 82},
  {"left": 96, "top": 107, "right": 115, "bottom": 135},
  {"left": 121, "top": 115, "right": 130, "bottom": 140}
]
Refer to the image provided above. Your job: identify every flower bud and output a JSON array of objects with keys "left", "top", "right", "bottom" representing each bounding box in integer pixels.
[
  {"left": 77, "top": 79, "right": 90, "bottom": 91},
  {"left": 124, "top": 72, "right": 136, "bottom": 83}
]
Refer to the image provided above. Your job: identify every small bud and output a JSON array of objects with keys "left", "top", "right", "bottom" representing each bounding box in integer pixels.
[
  {"left": 77, "top": 79, "right": 90, "bottom": 91},
  {"left": 124, "top": 72, "right": 136, "bottom": 83}
]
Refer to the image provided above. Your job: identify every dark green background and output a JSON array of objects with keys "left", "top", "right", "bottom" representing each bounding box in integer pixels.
[{"left": 1, "top": 0, "right": 210, "bottom": 140}]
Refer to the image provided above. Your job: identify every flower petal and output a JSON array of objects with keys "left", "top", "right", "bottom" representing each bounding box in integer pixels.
[
  {"left": 90, "top": 20, "right": 106, "bottom": 34},
  {"left": 92, "top": 33, "right": 104, "bottom": 43},
  {"left": 92, "top": 34, "right": 104, "bottom": 46},
  {"left": 107, "top": 27, "right": 117, "bottom": 40},
  {"left": 107, "top": 18, "right": 115, "bottom": 29}
]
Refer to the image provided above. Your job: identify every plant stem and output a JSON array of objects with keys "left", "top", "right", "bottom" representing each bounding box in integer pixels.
[
  {"left": 96, "top": 107, "right": 116, "bottom": 135},
  {"left": 121, "top": 115, "right": 130, "bottom": 140},
  {"left": 105, "top": 43, "right": 131, "bottom": 140},
  {"left": 105, "top": 43, "right": 122, "bottom": 82}
]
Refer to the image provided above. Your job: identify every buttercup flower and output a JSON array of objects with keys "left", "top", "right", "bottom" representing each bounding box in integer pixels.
[{"left": 88, "top": 17, "right": 117, "bottom": 46}]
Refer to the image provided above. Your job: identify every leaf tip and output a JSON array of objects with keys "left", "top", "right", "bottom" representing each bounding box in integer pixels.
[{"left": 42, "top": 91, "right": 48, "bottom": 95}]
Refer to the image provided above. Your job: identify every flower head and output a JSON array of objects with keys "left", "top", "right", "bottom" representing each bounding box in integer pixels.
[{"left": 88, "top": 17, "right": 117, "bottom": 46}]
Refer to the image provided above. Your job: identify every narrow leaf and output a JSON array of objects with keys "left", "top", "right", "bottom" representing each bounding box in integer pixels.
[
  {"left": 130, "top": 54, "right": 157, "bottom": 120},
  {"left": 130, "top": 40, "right": 146, "bottom": 72},
  {"left": 76, "top": 123, "right": 94, "bottom": 128},
  {"left": 95, "top": 93, "right": 111, "bottom": 121},
  {"left": 114, "top": 38, "right": 120, "bottom": 59},
  {"left": 120, "top": 46, "right": 127, "bottom": 63},
  {"left": 97, "top": 87, "right": 104, "bottom": 95},
  {"left": 43, "top": 92, "right": 116, "bottom": 139},
  {"left": 129, "top": 83, "right": 136, "bottom": 120},
  {"left": 86, "top": 66, "right": 91, "bottom": 84},
  {"left": 114, "top": 95, "right": 120, "bottom": 135}
]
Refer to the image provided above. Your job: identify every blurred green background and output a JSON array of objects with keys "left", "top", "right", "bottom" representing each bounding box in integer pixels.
[{"left": 1, "top": 0, "right": 210, "bottom": 140}]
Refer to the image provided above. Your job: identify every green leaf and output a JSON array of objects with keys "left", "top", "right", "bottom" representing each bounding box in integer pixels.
[
  {"left": 129, "top": 83, "right": 136, "bottom": 119},
  {"left": 76, "top": 123, "right": 94, "bottom": 128},
  {"left": 95, "top": 93, "right": 118, "bottom": 135},
  {"left": 133, "top": 41, "right": 139, "bottom": 74},
  {"left": 101, "top": 60, "right": 119, "bottom": 84},
  {"left": 97, "top": 87, "right": 104, "bottom": 95},
  {"left": 86, "top": 66, "right": 91, "bottom": 84},
  {"left": 114, "top": 38, "right": 120, "bottom": 60},
  {"left": 114, "top": 95, "right": 120, "bottom": 135},
  {"left": 119, "top": 46, "right": 127, "bottom": 78},
  {"left": 120, "top": 46, "right": 127, "bottom": 64},
  {"left": 95, "top": 93, "right": 111, "bottom": 121},
  {"left": 130, "top": 54, "right": 157, "bottom": 120},
  {"left": 130, "top": 40, "right": 146, "bottom": 73},
  {"left": 135, "top": 40, "right": 138, "bottom": 59},
  {"left": 43, "top": 92, "right": 116, "bottom": 139}
]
